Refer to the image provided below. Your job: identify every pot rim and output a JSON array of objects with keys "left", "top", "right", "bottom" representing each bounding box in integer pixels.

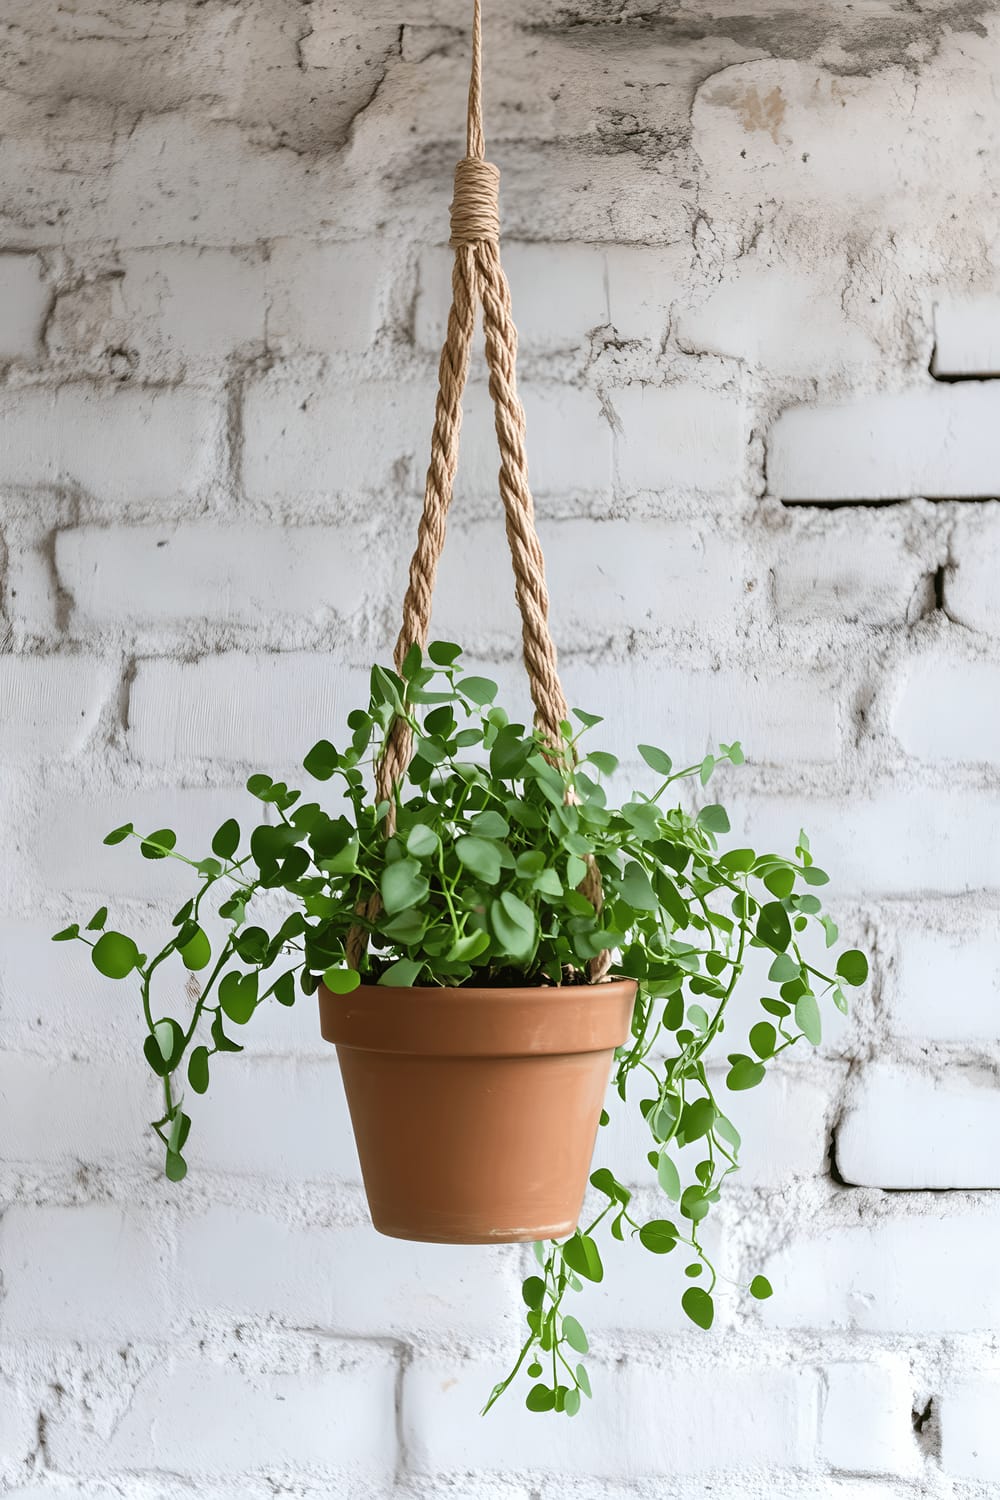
[{"left": 318, "top": 976, "right": 638, "bottom": 1058}]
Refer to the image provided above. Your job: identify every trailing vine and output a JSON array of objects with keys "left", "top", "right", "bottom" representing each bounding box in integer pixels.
[{"left": 56, "top": 642, "right": 867, "bottom": 1413}]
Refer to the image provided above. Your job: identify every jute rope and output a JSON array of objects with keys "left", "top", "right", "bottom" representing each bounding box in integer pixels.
[{"left": 347, "top": 0, "right": 608, "bottom": 980}]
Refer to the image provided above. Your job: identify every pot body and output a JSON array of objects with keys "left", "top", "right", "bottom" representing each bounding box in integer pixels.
[{"left": 318, "top": 979, "right": 637, "bottom": 1244}]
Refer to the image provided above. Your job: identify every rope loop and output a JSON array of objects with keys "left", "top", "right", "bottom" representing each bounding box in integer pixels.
[
  {"left": 347, "top": 0, "right": 610, "bottom": 982},
  {"left": 450, "top": 158, "right": 501, "bottom": 247}
]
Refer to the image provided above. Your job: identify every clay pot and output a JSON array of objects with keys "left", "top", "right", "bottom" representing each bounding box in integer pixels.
[{"left": 318, "top": 978, "right": 637, "bottom": 1244}]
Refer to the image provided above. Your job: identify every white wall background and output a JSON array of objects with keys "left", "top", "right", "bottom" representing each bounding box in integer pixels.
[{"left": 2, "top": 1, "right": 1000, "bottom": 1496}]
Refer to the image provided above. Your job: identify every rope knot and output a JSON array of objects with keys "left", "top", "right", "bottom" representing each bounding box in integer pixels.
[{"left": 450, "top": 157, "right": 500, "bottom": 247}]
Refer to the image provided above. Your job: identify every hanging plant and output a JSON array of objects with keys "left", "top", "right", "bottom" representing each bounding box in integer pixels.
[{"left": 54, "top": 0, "right": 867, "bottom": 1417}]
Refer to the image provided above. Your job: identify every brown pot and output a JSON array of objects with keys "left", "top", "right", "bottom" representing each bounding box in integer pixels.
[{"left": 318, "top": 978, "right": 637, "bottom": 1244}]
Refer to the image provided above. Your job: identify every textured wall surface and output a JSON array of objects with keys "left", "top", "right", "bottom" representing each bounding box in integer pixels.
[{"left": 2, "top": 1, "right": 1000, "bottom": 1496}]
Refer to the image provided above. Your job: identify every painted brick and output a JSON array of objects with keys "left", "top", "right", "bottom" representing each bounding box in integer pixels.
[
  {"left": 55, "top": 523, "right": 382, "bottom": 631},
  {"left": 887, "top": 925, "right": 1000, "bottom": 1043},
  {"left": 0, "top": 1205, "right": 171, "bottom": 1340},
  {"left": 189, "top": 1057, "right": 361, "bottom": 1182},
  {"left": 763, "top": 1212, "right": 1000, "bottom": 1332},
  {"left": 0, "top": 386, "right": 218, "bottom": 503},
  {"left": 893, "top": 654, "right": 1000, "bottom": 762},
  {"left": 264, "top": 376, "right": 451, "bottom": 498},
  {"left": 49, "top": 1350, "right": 398, "bottom": 1478},
  {"left": 940, "top": 1379, "right": 1000, "bottom": 1481},
  {"left": 128, "top": 654, "right": 370, "bottom": 766},
  {"left": 678, "top": 264, "right": 878, "bottom": 376},
  {"left": 0, "top": 1374, "right": 36, "bottom": 1467},
  {"left": 243, "top": 376, "right": 612, "bottom": 500},
  {"left": 770, "top": 386, "right": 1000, "bottom": 502},
  {"left": 0, "top": 655, "right": 114, "bottom": 757},
  {"left": 267, "top": 239, "right": 387, "bottom": 355},
  {"left": 31, "top": 787, "right": 253, "bottom": 899},
  {"left": 416, "top": 241, "right": 608, "bottom": 352},
  {"left": 599, "top": 1068, "right": 831, "bottom": 1194},
  {"left": 120, "top": 246, "right": 266, "bottom": 364},
  {"left": 557, "top": 657, "right": 838, "bottom": 767},
  {"left": 612, "top": 384, "right": 747, "bottom": 494},
  {"left": 405, "top": 1355, "right": 819, "bottom": 1477},
  {"left": 837, "top": 1063, "right": 1000, "bottom": 1189},
  {"left": 0, "top": 918, "right": 173, "bottom": 1055},
  {"left": 771, "top": 522, "right": 932, "bottom": 625},
  {"left": 933, "top": 295, "right": 1000, "bottom": 377},
  {"left": 819, "top": 1359, "right": 920, "bottom": 1475},
  {"left": 0, "top": 1052, "right": 153, "bottom": 1169},
  {"left": 604, "top": 243, "right": 690, "bottom": 343},
  {"left": 445, "top": 379, "right": 614, "bottom": 496},
  {"left": 176, "top": 1207, "right": 518, "bottom": 1336},
  {"left": 0, "top": 254, "right": 49, "bottom": 361},
  {"left": 578, "top": 1212, "right": 724, "bottom": 1337},
  {"left": 734, "top": 788, "right": 1000, "bottom": 897},
  {"left": 430, "top": 520, "right": 756, "bottom": 645},
  {"left": 946, "top": 511, "right": 1000, "bottom": 636}
]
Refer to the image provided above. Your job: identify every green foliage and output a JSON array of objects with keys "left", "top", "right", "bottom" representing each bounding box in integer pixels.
[{"left": 57, "top": 641, "right": 866, "bottom": 1419}]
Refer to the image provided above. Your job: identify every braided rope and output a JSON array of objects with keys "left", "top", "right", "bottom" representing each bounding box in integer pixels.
[{"left": 347, "top": 0, "right": 609, "bottom": 980}]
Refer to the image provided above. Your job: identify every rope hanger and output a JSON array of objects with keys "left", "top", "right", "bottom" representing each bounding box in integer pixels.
[{"left": 349, "top": 0, "right": 608, "bottom": 979}]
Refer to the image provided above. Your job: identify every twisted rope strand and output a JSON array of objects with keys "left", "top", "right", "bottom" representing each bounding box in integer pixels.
[{"left": 348, "top": 0, "right": 609, "bottom": 981}]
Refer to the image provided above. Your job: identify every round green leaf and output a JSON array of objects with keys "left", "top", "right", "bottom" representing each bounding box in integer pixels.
[
  {"left": 91, "top": 931, "right": 140, "bottom": 979},
  {"left": 525, "top": 1384, "right": 555, "bottom": 1413},
  {"left": 140, "top": 827, "right": 176, "bottom": 860},
  {"left": 637, "top": 743, "right": 672, "bottom": 775},
  {"left": 697, "top": 803, "right": 730, "bottom": 834},
  {"left": 639, "top": 1219, "right": 678, "bottom": 1254},
  {"left": 522, "top": 1276, "right": 545, "bottom": 1310},
  {"left": 179, "top": 924, "right": 211, "bottom": 971},
  {"left": 726, "top": 1056, "right": 766, "bottom": 1091},
  {"left": 681, "top": 1286, "right": 714, "bottom": 1330},
  {"left": 749, "top": 1021, "right": 776, "bottom": 1060},
  {"left": 561, "top": 1315, "right": 588, "bottom": 1354},
  {"left": 211, "top": 818, "right": 241, "bottom": 860},
  {"left": 405, "top": 823, "right": 440, "bottom": 860},
  {"left": 219, "top": 970, "right": 258, "bottom": 1025},
  {"left": 380, "top": 859, "right": 430, "bottom": 915},
  {"left": 756, "top": 901, "right": 792, "bottom": 952},
  {"left": 428, "top": 640, "right": 462, "bottom": 665},
  {"left": 562, "top": 1232, "right": 603, "bottom": 1283},
  {"left": 165, "top": 1149, "right": 187, "bottom": 1182},
  {"left": 750, "top": 1275, "right": 773, "bottom": 1300},
  {"left": 657, "top": 1150, "right": 681, "bottom": 1201},
  {"left": 680, "top": 1097, "right": 716, "bottom": 1144},
  {"left": 188, "top": 1045, "right": 210, "bottom": 1095},
  {"left": 836, "top": 948, "right": 869, "bottom": 987},
  {"left": 455, "top": 836, "right": 502, "bottom": 885},
  {"left": 795, "top": 991, "right": 822, "bottom": 1046},
  {"left": 323, "top": 966, "right": 362, "bottom": 995},
  {"left": 490, "top": 891, "right": 537, "bottom": 961},
  {"left": 457, "top": 675, "right": 498, "bottom": 705},
  {"left": 103, "top": 823, "right": 133, "bottom": 845}
]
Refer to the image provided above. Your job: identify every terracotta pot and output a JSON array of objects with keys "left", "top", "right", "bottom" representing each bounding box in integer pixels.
[{"left": 318, "top": 978, "right": 637, "bottom": 1244}]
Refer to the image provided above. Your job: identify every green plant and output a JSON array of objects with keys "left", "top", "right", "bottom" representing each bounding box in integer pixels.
[{"left": 55, "top": 641, "right": 867, "bottom": 1415}]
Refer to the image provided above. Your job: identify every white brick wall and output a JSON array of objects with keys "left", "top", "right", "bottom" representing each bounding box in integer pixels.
[
  {"left": 940, "top": 1379, "right": 1000, "bottom": 1480},
  {"left": 836, "top": 1064, "right": 1000, "bottom": 1188},
  {"left": 892, "top": 652, "right": 1000, "bottom": 763},
  {"left": 886, "top": 923, "right": 1000, "bottom": 1043},
  {"left": 769, "top": 386, "right": 1000, "bottom": 502},
  {"left": 3, "top": 5, "right": 1000, "bottom": 1498},
  {"left": 819, "top": 1360, "right": 920, "bottom": 1476},
  {"left": 0, "top": 386, "right": 219, "bottom": 503}
]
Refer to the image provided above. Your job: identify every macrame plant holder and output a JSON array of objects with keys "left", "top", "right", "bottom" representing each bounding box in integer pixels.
[{"left": 319, "top": 0, "right": 636, "bottom": 1246}]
